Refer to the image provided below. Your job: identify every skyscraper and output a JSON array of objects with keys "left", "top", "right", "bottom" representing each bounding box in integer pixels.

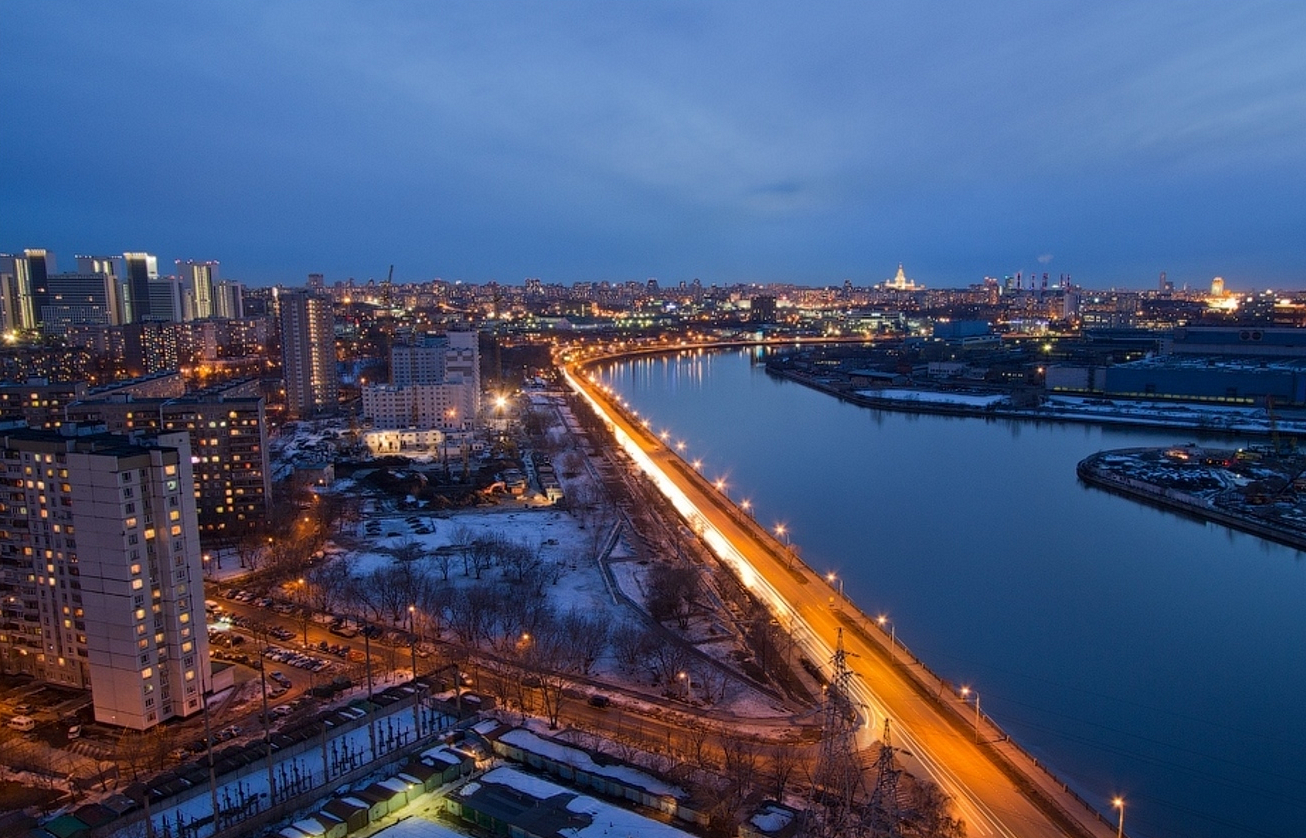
[
  {"left": 279, "top": 289, "right": 338, "bottom": 419},
  {"left": 40, "top": 271, "right": 123, "bottom": 331},
  {"left": 0, "top": 426, "right": 210, "bottom": 730},
  {"left": 0, "top": 249, "right": 53, "bottom": 331},
  {"left": 123, "top": 252, "right": 158, "bottom": 323},
  {"left": 77, "top": 255, "right": 129, "bottom": 323}
]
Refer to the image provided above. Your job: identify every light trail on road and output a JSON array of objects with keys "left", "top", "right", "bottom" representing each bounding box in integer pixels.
[{"left": 564, "top": 355, "right": 1119, "bottom": 838}]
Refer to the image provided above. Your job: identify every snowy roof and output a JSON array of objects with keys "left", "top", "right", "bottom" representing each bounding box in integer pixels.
[
  {"left": 498, "top": 728, "right": 684, "bottom": 798},
  {"left": 465, "top": 767, "right": 697, "bottom": 838}
]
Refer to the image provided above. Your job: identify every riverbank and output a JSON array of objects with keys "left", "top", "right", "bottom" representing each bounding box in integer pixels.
[
  {"left": 766, "top": 363, "right": 1306, "bottom": 438},
  {"left": 1077, "top": 447, "right": 1306, "bottom": 552}
]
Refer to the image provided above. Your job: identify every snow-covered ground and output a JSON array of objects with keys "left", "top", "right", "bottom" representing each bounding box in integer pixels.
[
  {"left": 146, "top": 704, "right": 454, "bottom": 838},
  {"left": 860, "top": 389, "right": 1008, "bottom": 408},
  {"left": 346, "top": 507, "right": 616, "bottom": 619}
]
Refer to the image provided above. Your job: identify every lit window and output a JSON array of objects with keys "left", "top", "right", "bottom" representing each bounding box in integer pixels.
[{"left": 141, "top": 667, "right": 152, "bottom": 679}]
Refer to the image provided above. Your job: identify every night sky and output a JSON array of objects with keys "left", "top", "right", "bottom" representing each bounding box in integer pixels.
[{"left": 4, "top": 2, "right": 1305, "bottom": 290}]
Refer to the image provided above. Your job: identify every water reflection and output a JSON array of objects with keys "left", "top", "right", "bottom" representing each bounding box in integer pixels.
[{"left": 600, "top": 348, "right": 1306, "bottom": 838}]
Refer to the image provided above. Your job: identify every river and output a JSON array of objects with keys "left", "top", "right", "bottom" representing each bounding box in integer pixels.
[{"left": 596, "top": 347, "right": 1306, "bottom": 838}]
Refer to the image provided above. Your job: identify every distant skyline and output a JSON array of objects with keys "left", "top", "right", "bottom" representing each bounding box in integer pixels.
[{"left": 4, "top": 2, "right": 1306, "bottom": 290}]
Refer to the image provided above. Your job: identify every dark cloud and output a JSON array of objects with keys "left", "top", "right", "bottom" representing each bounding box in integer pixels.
[{"left": 3, "top": 1, "right": 1305, "bottom": 288}]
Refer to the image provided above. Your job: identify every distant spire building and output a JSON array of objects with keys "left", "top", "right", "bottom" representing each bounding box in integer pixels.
[{"left": 879, "top": 263, "right": 922, "bottom": 291}]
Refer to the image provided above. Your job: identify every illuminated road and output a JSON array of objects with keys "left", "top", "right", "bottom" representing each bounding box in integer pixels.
[{"left": 564, "top": 358, "right": 1121, "bottom": 838}]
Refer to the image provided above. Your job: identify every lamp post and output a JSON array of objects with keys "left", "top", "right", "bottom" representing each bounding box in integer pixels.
[
  {"left": 408, "top": 605, "right": 421, "bottom": 737},
  {"left": 877, "top": 614, "right": 895, "bottom": 649},
  {"left": 677, "top": 670, "right": 692, "bottom": 699},
  {"left": 775, "top": 524, "right": 791, "bottom": 567},
  {"left": 1112, "top": 797, "right": 1125, "bottom": 838},
  {"left": 826, "top": 572, "right": 843, "bottom": 597},
  {"left": 740, "top": 499, "right": 752, "bottom": 518},
  {"left": 714, "top": 478, "right": 728, "bottom": 500},
  {"left": 960, "top": 686, "right": 980, "bottom": 743}
]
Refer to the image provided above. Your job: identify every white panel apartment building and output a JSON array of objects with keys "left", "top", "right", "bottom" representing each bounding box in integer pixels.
[
  {"left": 0, "top": 427, "right": 210, "bottom": 730},
  {"left": 363, "top": 330, "right": 480, "bottom": 430}
]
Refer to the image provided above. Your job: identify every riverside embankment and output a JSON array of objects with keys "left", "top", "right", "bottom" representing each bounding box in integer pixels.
[
  {"left": 566, "top": 351, "right": 1123, "bottom": 838},
  {"left": 1077, "top": 448, "right": 1306, "bottom": 551}
]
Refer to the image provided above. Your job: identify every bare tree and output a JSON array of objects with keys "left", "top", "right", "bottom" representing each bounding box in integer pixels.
[
  {"left": 306, "top": 560, "right": 352, "bottom": 618},
  {"left": 499, "top": 538, "right": 544, "bottom": 585},
  {"left": 611, "top": 622, "right": 659, "bottom": 676},
  {"left": 449, "top": 524, "right": 476, "bottom": 576},
  {"left": 765, "top": 741, "right": 800, "bottom": 800},
  {"left": 430, "top": 547, "right": 457, "bottom": 582},
  {"left": 647, "top": 561, "right": 700, "bottom": 630},
  {"left": 558, "top": 607, "right": 611, "bottom": 676}
]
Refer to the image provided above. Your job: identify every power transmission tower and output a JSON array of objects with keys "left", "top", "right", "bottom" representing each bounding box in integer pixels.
[
  {"left": 868, "top": 718, "right": 904, "bottom": 837},
  {"left": 815, "top": 628, "right": 865, "bottom": 836}
]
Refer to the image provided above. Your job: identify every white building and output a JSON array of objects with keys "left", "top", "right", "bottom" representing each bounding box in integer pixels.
[
  {"left": 362, "top": 330, "right": 480, "bottom": 431},
  {"left": 0, "top": 426, "right": 211, "bottom": 730},
  {"left": 362, "top": 383, "right": 476, "bottom": 430}
]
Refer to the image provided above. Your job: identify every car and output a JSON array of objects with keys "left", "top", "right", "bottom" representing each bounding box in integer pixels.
[
  {"left": 13, "top": 703, "right": 32, "bottom": 715},
  {"left": 587, "top": 695, "right": 611, "bottom": 709},
  {"left": 67, "top": 724, "right": 82, "bottom": 739}
]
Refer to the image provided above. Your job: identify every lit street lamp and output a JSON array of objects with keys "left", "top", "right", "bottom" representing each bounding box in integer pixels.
[
  {"left": 960, "top": 686, "right": 980, "bottom": 743},
  {"left": 826, "top": 572, "right": 843, "bottom": 597},
  {"left": 877, "top": 614, "right": 895, "bottom": 649},
  {"left": 740, "top": 499, "right": 752, "bottom": 517},
  {"left": 1112, "top": 798, "right": 1125, "bottom": 838}
]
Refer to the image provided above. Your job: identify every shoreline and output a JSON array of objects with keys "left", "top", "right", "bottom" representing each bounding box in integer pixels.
[
  {"left": 765, "top": 363, "right": 1302, "bottom": 438},
  {"left": 1076, "top": 450, "right": 1306, "bottom": 552}
]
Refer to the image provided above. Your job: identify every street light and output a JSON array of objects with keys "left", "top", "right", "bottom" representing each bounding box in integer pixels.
[
  {"left": 677, "top": 670, "right": 692, "bottom": 699},
  {"left": 1112, "top": 798, "right": 1125, "bottom": 838},
  {"left": 877, "top": 614, "right": 895, "bottom": 649},
  {"left": 740, "top": 499, "right": 752, "bottom": 517},
  {"left": 960, "top": 686, "right": 980, "bottom": 743},
  {"left": 826, "top": 572, "right": 843, "bottom": 597}
]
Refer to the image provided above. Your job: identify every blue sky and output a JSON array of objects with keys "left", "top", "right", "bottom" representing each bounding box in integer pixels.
[{"left": 4, "top": 2, "right": 1305, "bottom": 290}]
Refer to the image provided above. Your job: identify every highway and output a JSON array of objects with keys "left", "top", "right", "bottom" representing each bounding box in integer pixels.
[{"left": 564, "top": 359, "right": 1121, "bottom": 838}]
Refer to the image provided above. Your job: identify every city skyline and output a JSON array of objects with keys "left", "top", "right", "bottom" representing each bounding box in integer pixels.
[{"left": 4, "top": 3, "right": 1306, "bottom": 289}]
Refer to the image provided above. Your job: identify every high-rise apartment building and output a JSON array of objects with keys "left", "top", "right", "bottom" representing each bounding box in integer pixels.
[
  {"left": 364, "top": 330, "right": 480, "bottom": 430},
  {"left": 279, "top": 290, "right": 338, "bottom": 420},
  {"left": 214, "top": 280, "right": 244, "bottom": 320},
  {"left": 176, "top": 260, "right": 218, "bottom": 321},
  {"left": 147, "top": 276, "right": 185, "bottom": 323},
  {"left": 69, "top": 388, "right": 272, "bottom": 539},
  {"left": 0, "top": 426, "right": 210, "bottom": 730}
]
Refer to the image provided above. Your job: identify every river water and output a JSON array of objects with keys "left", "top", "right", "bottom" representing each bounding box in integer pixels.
[{"left": 597, "top": 347, "right": 1306, "bottom": 838}]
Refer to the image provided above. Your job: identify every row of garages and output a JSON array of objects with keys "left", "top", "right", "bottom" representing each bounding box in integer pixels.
[{"left": 278, "top": 744, "right": 473, "bottom": 838}]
